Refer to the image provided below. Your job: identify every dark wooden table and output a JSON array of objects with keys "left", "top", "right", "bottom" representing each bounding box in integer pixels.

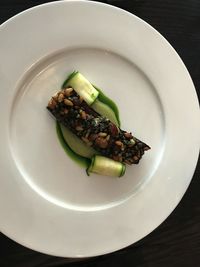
[{"left": 0, "top": 1, "right": 199, "bottom": 266}]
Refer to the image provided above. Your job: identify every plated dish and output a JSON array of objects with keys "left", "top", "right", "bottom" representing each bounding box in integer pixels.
[
  {"left": 47, "top": 71, "right": 150, "bottom": 177},
  {"left": 0, "top": 0, "right": 199, "bottom": 257}
]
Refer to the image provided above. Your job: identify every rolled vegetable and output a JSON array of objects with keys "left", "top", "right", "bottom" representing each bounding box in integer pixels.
[
  {"left": 63, "top": 71, "right": 99, "bottom": 105},
  {"left": 87, "top": 155, "right": 126, "bottom": 177}
]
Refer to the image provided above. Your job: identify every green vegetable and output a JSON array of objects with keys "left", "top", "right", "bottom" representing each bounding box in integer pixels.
[
  {"left": 62, "top": 71, "right": 78, "bottom": 89},
  {"left": 92, "top": 99, "right": 119, "bottom": 126},
  {"left": 94, "top": 86, "right": 120, "bottom": 126},
  {"left": 56, "top": 122, "right": 90, "bottom": 168},
  {"left": 63, "top": 71, "right": 99, "bottom": 105},
  {"left": 60, "top": 125, "right": 96, "bottom": 158},
  {"left": 87, "top": 155, "right": 126, "bottom": 177}
]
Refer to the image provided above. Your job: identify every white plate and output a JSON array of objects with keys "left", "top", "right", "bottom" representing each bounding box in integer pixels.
[{"left": 0, "top": 0, "right": 199, "bottom": 257}]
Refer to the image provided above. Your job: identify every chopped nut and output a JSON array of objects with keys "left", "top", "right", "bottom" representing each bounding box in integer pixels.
[
  {"left": 124, "top": 132, "right": 132, "bottom": 139},
  {"left": 121, "top": 144, "right": 125, "bottom": 151},
  {"left": 124, "top": 160, "right": 132, "bottom": 165},
  {"left": 53, "top": 92, "right": 59, "bottom": 100},
  {"left": 64, "top": 99, "right": 73, "bottom": 106},
  {"left": 58, "top": 93, "right": 64, "bottom": 102},
  {"left": 81, "top": 137, "right": 89, "bottom": 143},
  {"left": 137, "top": 150, "right": 141, "bottom": 157},
  {"left": 113, "top": 155, "right": 119, "bottom": 161},
  {"left": 64, "top": 87, "right": 73, "bottom": 96},
  {"left": 113, "top": 155, "right": 122, "bottom": 162},
  {"left": 95, "top": 137, "right": 108, "bottom": 148},
  {"left": 85, "top": 130, "right": 90, "bottom": 139},
  {"left": 81, "top": 110, "right": 87, "bottom": 119},
  {"left": 48, "top": 98, "right": 56, "bottom": 109},
  {"left": 106, "top": 135, "right": 110, "bottom": 141},
  {"left": 98, "top": 132, "right": 107, "bottom": 137},
  {"left": 63, "top": 109, "right": 68, "bottom": 114},
  {"left": 133, "top": 156, "right": 139, "bottom": 161},
  {"left": 115, "top": 140, "right": 123, "bottom": 146},
  {"left": 76, "top": 126, "right": 83, "bottom": 131},
  {"left": 109, "top": 124, "right": 119, "bottom": 136}
]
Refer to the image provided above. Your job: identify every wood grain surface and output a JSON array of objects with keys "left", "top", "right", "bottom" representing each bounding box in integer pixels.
[{"left": 0, "top": 1, "right": 200, "bottom": 266}]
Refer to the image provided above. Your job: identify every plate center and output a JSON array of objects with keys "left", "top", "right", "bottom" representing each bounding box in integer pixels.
[{"left": 9, "top": 47, "right": 165, "bottom": 211}]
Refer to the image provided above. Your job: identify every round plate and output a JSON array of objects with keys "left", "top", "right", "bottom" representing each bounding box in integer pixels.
[{"left": 0, "top": 1, "right": 199, "bottom": 257}]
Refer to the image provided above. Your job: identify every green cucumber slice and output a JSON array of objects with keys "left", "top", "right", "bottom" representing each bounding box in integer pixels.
[
  {"left": 92, "top": 99, "right": 119, "bottom": 126},
  {"left": 62, "top": 71, "right": 78, "bottom": 88},
  {"left": 87, "top": 155, "right": 126, "bottom": 177},
  {"left": 56, "top": 122, "right": 90, "bottom": 168},
  {"left": 63, "top": 71, "right": 99, "bottom": 105},
  {"left": 60, "top": 125, "right": 96, "bottom": 158},
  {"left": 94, "top": 86, "right": 121, "bottom": 126}
]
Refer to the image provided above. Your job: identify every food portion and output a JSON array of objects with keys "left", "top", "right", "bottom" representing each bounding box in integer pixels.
[
  {"left": 62, "top": 71, "right": 99, "bottom": 105},
  {"left": 47, "top": 88, "right": 150, "bottom": 165},
  {"left": 87, "top": 155, "right": 126, "bottom": 177},
  {"left": 47, "top": 71, "right": 150, "bottom": 177}
]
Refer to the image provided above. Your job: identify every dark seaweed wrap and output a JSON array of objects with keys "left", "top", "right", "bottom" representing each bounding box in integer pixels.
[{"left": 47, "top": 88, "right": 150, "bottom": 164}]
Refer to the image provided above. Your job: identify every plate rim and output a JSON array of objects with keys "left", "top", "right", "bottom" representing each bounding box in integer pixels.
[{"left": 0, "top": 0, "right": 200, "bottom": 257}]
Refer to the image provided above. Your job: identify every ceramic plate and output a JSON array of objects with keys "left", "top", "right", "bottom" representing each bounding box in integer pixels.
[{"left": 0, "top": 0, "right": 199, "bottom": 257}]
